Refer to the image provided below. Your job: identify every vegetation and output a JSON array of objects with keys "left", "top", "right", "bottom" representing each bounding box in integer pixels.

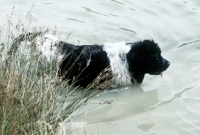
[{"left": 0, "top": 7, "right": 100, "bottom": 135}]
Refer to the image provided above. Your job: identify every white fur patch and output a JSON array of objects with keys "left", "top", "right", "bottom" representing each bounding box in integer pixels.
[
  {"left": 35, "top": 34, "right": 59, "bottom": 62},
  {"left": 18, "top": 34, "right": 59, "bottom": 62},
  {"left": 18, "top": 40, "right": 32, "bottom": 59},
  {"left": 103, "top": 42, "right": 132, "bottom": 86}
]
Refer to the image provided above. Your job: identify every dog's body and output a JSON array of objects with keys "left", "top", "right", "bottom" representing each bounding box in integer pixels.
[
  {"left": 58, "top": 41, "right": 134, "bottom": 88},
  {"left": 58, "top": 40, "right": 170, "bottom": 89},
  {"left": 58, "top": 42, "right": 110, "bottom": 88},
  {"left": 15, "top": 33, "right": 170, "bottom": 89}
]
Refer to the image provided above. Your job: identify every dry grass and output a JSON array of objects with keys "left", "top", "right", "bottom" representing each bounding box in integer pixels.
[{"left": 0, "top": 7, "right": 101, "bottom": 135}]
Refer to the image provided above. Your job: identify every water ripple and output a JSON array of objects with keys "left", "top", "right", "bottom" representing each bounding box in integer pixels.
[
  {"left": 119, "top": 28, "right": 137, "bottom": 34},
  {"left": 129, "top": 7, "right": 136, "bottom": 11},
  {"left": 67, "top": 18, "right": 85, "bottom": 23},
  {"left": 82, "top": 7, "right": 109, "bottom": 17},
  {"left": 110, "top": 0, "right": 125, "bottom": 6},
  {"left": 147, "top": 86, "right": 195, "bottom": 111},
  {"left": 178, "top": 39, "right": 200, "bottom": 48}
]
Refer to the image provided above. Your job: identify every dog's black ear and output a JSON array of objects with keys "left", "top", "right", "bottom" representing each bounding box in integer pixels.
[
  {"left": 142, "top": 40, "right": 161, "bottom": 54},
  {"left": 132, "top": 73, "right": 145, "bottom": 83}
]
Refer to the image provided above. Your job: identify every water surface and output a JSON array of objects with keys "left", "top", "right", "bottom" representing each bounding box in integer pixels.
[{"left": 1, "top": 0, "right": 200, "bottom": 134}]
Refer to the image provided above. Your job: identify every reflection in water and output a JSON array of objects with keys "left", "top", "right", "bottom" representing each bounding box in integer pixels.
[
  {"left": 137, "top": 123, "right": 155, "bottom": 132},
  {"left": 75, "top": 85, "right": 159, "bottom": 124}
]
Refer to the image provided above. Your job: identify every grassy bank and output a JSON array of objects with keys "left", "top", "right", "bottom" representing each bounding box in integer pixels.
[{"left": 0, "top": 8, "right": 99, "bottom": 135}]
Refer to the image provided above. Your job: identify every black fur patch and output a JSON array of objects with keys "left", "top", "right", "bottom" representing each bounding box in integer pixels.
[
  {"left": 126, "top": 40, "right": 170, "bottom": 83},
  {"left": 58, "top": 42, "right": 110, "bottom": 87}
]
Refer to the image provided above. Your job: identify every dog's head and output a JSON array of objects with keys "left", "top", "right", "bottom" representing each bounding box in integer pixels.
[{"left": 126, "top": 40, "right": 170, "bottom": 83}]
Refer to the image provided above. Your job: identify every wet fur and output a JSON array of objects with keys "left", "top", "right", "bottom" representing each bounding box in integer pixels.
[
  {"left": 58, "top": 42, "right": 110, "bottom": 87},
  {"left": 58, "top": 40, "right": 170, "bottom": 88},
  {"left": 13, "top": 33, "right": 170, "bottom": 89}
]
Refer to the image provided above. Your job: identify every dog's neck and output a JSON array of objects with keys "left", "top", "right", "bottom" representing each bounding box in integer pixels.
[{"left": 103, "top": 42, "right": 132, "bottom": 86}]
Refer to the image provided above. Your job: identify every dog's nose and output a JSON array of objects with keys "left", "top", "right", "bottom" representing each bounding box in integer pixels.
[
  {"left": 167, "top": 61, "right": 170, "bottom": 66},
  {"left": 165, "top": 61, "right": 170, "bottom": 67},
  {"left": 162, "top": 58, "right": 170, "bottom": 67}
]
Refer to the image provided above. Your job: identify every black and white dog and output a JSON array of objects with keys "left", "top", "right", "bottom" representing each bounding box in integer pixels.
[{"left": 17, "top": 34, "right": 170, "bottom": 89}]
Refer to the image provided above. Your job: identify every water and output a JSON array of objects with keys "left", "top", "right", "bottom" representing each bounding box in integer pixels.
[{"left": 1, "top": 0, "right": 200, "bottom": 134}]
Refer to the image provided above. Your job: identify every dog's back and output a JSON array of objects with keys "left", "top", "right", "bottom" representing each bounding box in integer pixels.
[{"left": 58, "top": 42, "right": 110, "bottom": 87}]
